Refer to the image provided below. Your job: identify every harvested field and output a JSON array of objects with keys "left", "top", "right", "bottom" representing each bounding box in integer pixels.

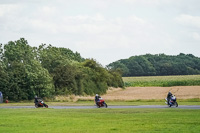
[
  {"left": 55, "top": 86, "right": 200, "bottom": 101},
  {"left": 102, "top": 86, "right": 200, "bottom": 100}
]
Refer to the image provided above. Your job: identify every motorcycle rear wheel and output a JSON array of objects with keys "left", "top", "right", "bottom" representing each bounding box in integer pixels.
[
  {"left": 104, "top": 103, "right": 108, "bottom": 108},
  {"left": 35, "top": 105, "right": 38, "bottom": 108}
]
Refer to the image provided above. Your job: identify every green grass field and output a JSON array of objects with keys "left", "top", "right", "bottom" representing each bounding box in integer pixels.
[
  {"left": 123, "top": 75, "right": 200, "bottom": 87},
  {"left": 1, "top": 75, "right": 200, "bottom": 132},
  {"left": 0, "top": 108, "right": 200, "bottom": 133}
]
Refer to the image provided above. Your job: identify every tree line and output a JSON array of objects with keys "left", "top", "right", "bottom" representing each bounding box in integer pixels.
[
  {"left": 0, "top": 38, "right": 124, "bottom": 101},
  {"left": 107, "top": 53, "right": 200, "bottom": 77}
]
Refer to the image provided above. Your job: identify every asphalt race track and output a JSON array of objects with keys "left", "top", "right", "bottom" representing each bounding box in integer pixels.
[{"left": 1, "top": 105, "right": 200, "bottom": 109}]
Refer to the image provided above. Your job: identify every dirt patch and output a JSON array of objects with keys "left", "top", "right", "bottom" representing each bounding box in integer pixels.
[{"left": 101, "top": 86, "right": 200, "bottom": 100}]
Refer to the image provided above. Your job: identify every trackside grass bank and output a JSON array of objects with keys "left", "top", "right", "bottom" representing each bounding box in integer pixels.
[
  {"left": 0, "top": 108, "right": 200, "bottom": 133},
  {"left": 123, "top": 75, "right": 200, "bottom": 87},
  {"left": 0, "top": 98, "right": 200, "bottom": 106}
]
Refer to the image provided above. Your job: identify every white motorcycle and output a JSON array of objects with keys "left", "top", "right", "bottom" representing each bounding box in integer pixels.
[{"left": 165, "top": 95, "right": 178, "bottom": 107}]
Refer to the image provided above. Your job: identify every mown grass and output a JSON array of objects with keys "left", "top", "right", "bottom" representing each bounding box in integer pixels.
[
  {"left": 123, "top": 75, "right": 200, "bottom": 87},
  {"left": 75, "top": 99, "right": 200, "bottom": 105},
  {"left": 0, "top": 108, "right": 200, "bottom": 133}
]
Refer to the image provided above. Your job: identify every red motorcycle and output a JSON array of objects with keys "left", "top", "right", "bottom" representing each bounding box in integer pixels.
[
  {"left": 96, "top": 98, "right": 108, "bottom": 108},
  {"left": 35, "top": 98, "right": 48, "bottom": 108}
]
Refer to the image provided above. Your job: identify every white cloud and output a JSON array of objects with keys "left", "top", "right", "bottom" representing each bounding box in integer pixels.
[
  {"left": 192, "top": 32, "right": 200, "bottom": 40},
  {"left": 1, "top": 0, "right": 200, "bottom": 66},
  {"left": 123, "top": 0, "right": 160, "bottom": 5},
  {"left": 27, "top": 13, "right": 147, "bottom": 35},
  {"left": 39, "top": 6, "right": 57, "bottom": 16},
  {"left": 175, "top": 14, "right": 200, "bottom": 28},
  {"left": 0, "top": 4, "right": 20, "bottom": 17},
  {"left": 67, "top": 15, "right": 148, "bottom": 48},
  {"left": 29, "top": 19, "right": 59, "bottom": 34},
  {"left": 122, "top": 0, "right": 175, "bottom": 6}
]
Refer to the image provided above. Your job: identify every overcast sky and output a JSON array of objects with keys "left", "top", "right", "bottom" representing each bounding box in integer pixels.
[{"left": 0, "top": 0, "right": 200, "bottom": 66}]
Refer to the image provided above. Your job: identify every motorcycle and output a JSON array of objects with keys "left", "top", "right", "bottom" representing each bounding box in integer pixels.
[
  {"left": 35, "top": 98, "right": 48, "bottom": 108},
  {"left": 96, "top": 97, "right": 108, "bottom": 108},
  {"left": 165, "top": 95, "right": 178, "bottom": 107}
]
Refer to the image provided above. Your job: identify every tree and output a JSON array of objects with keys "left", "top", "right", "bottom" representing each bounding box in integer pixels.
[
  {"left": 107, "top": 61, "right": 129, "bottom": 76},
  {"left": 2, "top": 38, "right": 54, "bottom": 101},
  {"left": 108, "top": 53, "right": 200, "bottom": 76},
  {"left": 0, "top": 38, "right": 125, "bottom": 100}
]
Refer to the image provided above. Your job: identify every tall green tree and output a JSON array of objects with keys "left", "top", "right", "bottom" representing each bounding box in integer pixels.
[{"left": 2, "top": 38, "right": 54, "bottom": 101}]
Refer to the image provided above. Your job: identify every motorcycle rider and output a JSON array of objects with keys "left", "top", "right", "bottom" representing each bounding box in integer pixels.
[
  {"left": 34, "top": 95, "right": 40, "bottom": 106},
  {"left": 167, "top": 91, "right": 173, "bottom": 105},
  {"left": 95, "top": 94, "right": 101, "bottom": 105}
]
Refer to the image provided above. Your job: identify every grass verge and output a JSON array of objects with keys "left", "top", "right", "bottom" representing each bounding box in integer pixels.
[
  {"left": 0, "top": 108, "right": 200, "bottom": 133},
  {"left": 0, "top": 98, "right": 200, "bottom": 106}
]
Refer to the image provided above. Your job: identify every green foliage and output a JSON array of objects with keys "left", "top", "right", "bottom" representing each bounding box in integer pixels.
[
  {"left": 1, "top": 38, "right": 54, "bottom": 101},
  {"left": 108, "top": 53, "right": 200, "bottom": 76},
  {"left": 107, "top": 69, "right": 124, "bottom": 88},
  {"left": 25, "top": 60, "right": 54, "bottom": 98},
  {"left": 0, "top": 38, "right": 124, "bottom": 101},
  {"left": 81, "top": 59, "right": 124, "bottom": 94},
  {"left": 59, "top": 47, "right": 84, "bottom": 62}
]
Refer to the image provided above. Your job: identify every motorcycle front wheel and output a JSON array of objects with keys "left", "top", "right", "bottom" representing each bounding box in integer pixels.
[
  {"left": 104, "top": 103, "right": 108, "bottom": 108},
  {"left": 175, "top": 102, "right": 178, "bottom": 107},
  {"left": 43, "top": 103, "right": 48, "bottom": 108}
]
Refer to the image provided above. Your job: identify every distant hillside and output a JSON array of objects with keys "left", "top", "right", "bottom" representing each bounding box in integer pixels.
[{"left": 107, "top": 53, "right": 200, "bottom": 76}]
